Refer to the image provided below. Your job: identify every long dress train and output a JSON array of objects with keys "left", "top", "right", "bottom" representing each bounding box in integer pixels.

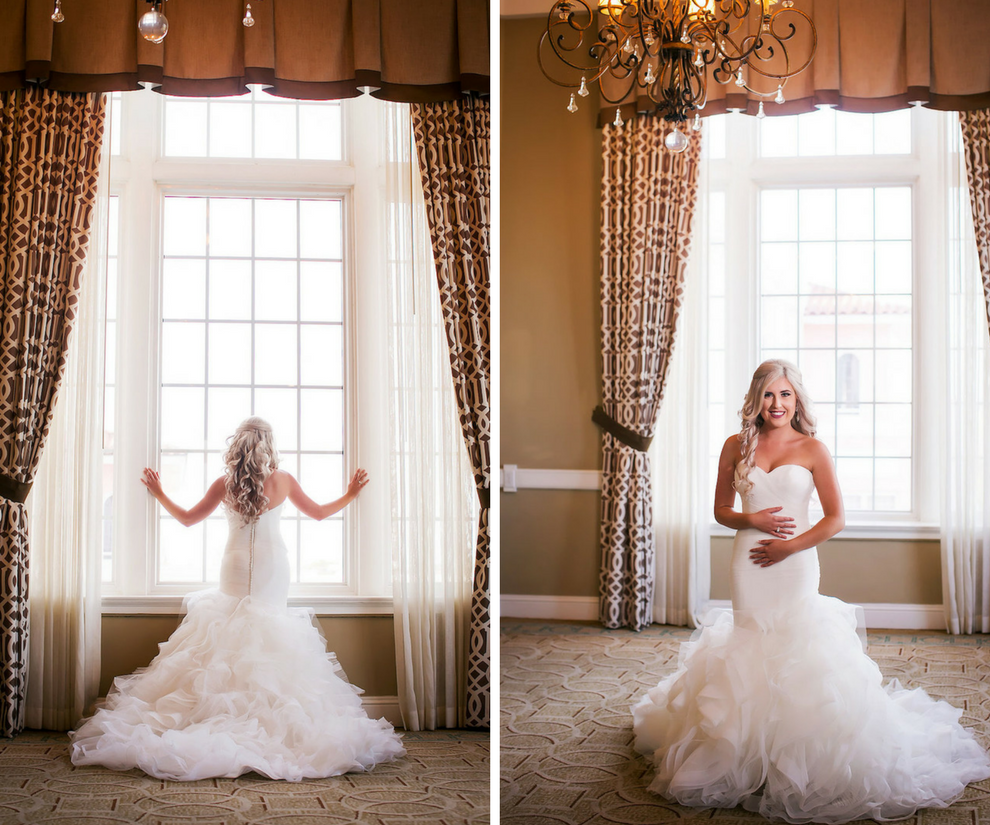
[
  {"left": 632, "top": 464, "right": 990, "bottom": 823},
  {"left": 70, "top": 502, "right": 405, "bottom": 781}
]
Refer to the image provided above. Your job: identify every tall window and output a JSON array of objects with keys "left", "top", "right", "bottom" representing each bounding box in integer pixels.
[
  {"left": 103, "top": 89, "right": 391, "bottom": 610},
  {"left": 705, "top": 107, "right": 942, "bottom": 529}
]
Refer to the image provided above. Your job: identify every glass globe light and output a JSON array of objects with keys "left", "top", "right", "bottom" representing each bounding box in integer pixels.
[
  {"left": 665, "top": 127, "right": 689, "bottom": 153},
  {"left": 138, "top": 8, "right": 169, "bottom": 43}
]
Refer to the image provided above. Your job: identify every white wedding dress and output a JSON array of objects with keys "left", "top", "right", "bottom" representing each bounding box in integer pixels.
[
  {"left": 70, "top": 502, "right": 405, "bottom": 781},
  {"left": 632, "top": 464, "right": 990, "bottom": 823}
]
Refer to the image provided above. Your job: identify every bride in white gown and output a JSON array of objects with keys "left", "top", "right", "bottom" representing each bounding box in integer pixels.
[
  {"left": 632, "top": 360, "right": 990, "bottom": 823},
  {"left": 70, "top": 417, "right": 405, "bottom": 781}
]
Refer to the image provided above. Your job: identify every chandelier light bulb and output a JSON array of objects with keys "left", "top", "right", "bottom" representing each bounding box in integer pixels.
[
  {"left": 775, "top": 84, "right": 785, "bottom": 104},
  {"left": 757, "top": 100, "right": 766, "bottom": 119},
  {"left": 138, "top": 6, "right": 169, "bottom": 43},
  {"left": 578, "top": 76, "right": 589, "bottom": 97},
  {"left": 567, "top": 94, "right": 578, "bottom": 113},
  {"left": 665, "top": 126, "right": 689, "bottom": 153},
  {"left": 613, "top": 108, "right": 623, "bottom": 127},
  {"left": 51, "top": 0, "right": 64, "bottom": 23},
  {"left": 242, "top": 3, "right": 255, "bottom": 26}
]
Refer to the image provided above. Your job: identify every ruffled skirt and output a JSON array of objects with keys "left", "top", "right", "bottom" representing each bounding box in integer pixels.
[
  {"left": 632, "top": 596, "right": 990, "bottom": 823},
  {"left": 70, "top": 590, "right": 405, "bottom": 781}
]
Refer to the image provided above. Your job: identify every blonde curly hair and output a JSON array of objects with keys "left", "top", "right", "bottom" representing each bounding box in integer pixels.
[
  {"left": 223, "top": 417, "right": 279, "bottom": 523},
  {"left": 734, "top": 359, "right": 816, "bottom": 495}
]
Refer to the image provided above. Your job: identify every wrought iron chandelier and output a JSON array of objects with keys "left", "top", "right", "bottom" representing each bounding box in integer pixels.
[{"left": 538, "top": 0, "right": 818, "bottom": 151}]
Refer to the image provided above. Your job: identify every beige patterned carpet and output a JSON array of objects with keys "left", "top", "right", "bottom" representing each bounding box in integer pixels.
[
  {"left": 501, "top": 620, "right": 990, "bottom": 824},
  {"left": 0, "top": 729, "right": 489, "bottom": 824}
]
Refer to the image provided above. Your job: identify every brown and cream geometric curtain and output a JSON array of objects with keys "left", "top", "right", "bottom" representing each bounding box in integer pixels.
[
  {"left": 959, "top": 110, "right": 990, "bottom": 334},
  {"left": 0, "top": 86, "right": 105, "bottom": 737},
  {"left": 596, "top": 113, "right": 700, "bottom": 631},
  {"left": 411, "top": 96, "right": 490, "bottom": 728}
]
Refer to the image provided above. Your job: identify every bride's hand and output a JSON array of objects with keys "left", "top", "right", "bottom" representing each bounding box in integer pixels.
[
  {"left": 749, "top": 506, "right": 795, "bottom": 539},
  {"left": 346, "top": 469, "right": 369, "bottom": 498},
  {"left": 141, "top": 468, "right": 164, "bottom": 499},
  {"left": 750, "top": 539, "right": 793, "bottom": 567}
]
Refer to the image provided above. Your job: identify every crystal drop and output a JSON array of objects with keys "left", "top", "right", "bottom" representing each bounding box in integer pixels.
[
  {"left": 694, "top": 49, "right": 704, "bottom": 68},
  {"left": 242, "top": 3, "right": 255, "bottom": 26},
  {"left": 782, "top": 0, "right": 794, "bottom": 6},
  {"left": 680, "top": 30, "right": 690, "bottom": 44},
  {"left": 775, "top": 84, "right": 785, "bottom": 104},
  {"left": 644, "top": 30, "right": 655, "bottom": 46},
  {"left": 51, "top": 1, "right": 64, "bottom": 23},
  {"left": 757, "top": 100, "right": 766, "bottom": 119},
  {"left": 692, "top": 113, "right": 702, "bottom": 131},
  {"left": 665, "top": 127, "right": 689, "bottom": 153},
  {"left": 623, "top": 38, "right": 634, "bottom": 54},
  {"left": 644, "top": 64, "right": 655, "bottom": 84},
  {"left": 613, "top": 107, "right": 623, "bottom": 127},
  {"left": 735, "top": 69, "right": 745, "bottom": 87},
  {"left": 138, "top": 8, "right": 169, "bottom": 43},
  {"left": 567, "top": 94, "right": 578, "bottom": 113},
  {"left": 578, "top": 76, "right": 589, "bottom": 97}
]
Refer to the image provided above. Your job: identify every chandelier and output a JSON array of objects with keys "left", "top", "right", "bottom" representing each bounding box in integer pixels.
[{"left": 538, "top": 0, "right": 817, "bottom": 151}]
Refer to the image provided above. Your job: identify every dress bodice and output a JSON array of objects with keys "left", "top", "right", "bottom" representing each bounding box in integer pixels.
[
  {"left": 737, "top": 464, "right": 815, "bottom": 535},
  {"left": 220, "top": 502, "right": 289, "bottom": 604}
]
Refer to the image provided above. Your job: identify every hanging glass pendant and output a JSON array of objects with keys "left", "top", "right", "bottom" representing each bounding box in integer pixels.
[
  {"left": 242, "top": 2, "right": 255, "bottom": 27},
  {"left": 51, "top": 0, "right": 64, "bottom": 23},
  {"left": 692, "top": 113, "right": 702, "bottom": 131},
  {"left": 613, "top": 108, "right": 623, "bottom": 127},
  {"left": 665, "top": 126, "right": 689, "bottom": 153},
  {"left": 138, "top": 1, "right": 168, "bottom": 43},
  {"left": 775, "top": 84, "right": 785, "bottom": 104},
  {"left": 577, "top": 76, "right": 589, "bottom": 97},
  {"left": 644, "top": 64, "right": 655, "bottom": 85},
  {"left": 757, "top": 100, "right": 766, "bottom": 119},
  {"left": 735, "top": 69, "right": 746, "bottom": 87},
  {"left": 567, "top": 94, "right": 578, "bottom": 113}
]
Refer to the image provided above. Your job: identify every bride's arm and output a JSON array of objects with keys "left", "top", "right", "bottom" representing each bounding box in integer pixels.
[
  {"left": 714, "top": 436, "right": 795, "bottom": 534},
  {"left": 752, "top": 441, "right": 845, "bottom": 564},
  {"left": 286, "top": 469, "right": 369, "bottom": 521},
  {"left": 141, "top": 470, "right": 225, "bottom": 526}
]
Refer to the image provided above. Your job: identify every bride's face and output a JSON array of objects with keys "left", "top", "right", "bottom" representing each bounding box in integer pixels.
[{"left": 760, "top": 377, "right": 796, "bottom": 430}]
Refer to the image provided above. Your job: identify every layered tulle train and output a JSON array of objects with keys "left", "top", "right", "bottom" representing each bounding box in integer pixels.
[
  {"left": 632, "top": 595, "right": 990, "bottom": 823},
  {"left": 70, "top": 590, "right": 405, "bottom": 781}
]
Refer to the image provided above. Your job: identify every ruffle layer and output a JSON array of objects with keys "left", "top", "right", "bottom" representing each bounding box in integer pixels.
[
  {"left": 70, "top": 590, "right": 405, "bottom": 781},
  {"left": 632, "top": 595, "right": 990, "bottom": 823}
]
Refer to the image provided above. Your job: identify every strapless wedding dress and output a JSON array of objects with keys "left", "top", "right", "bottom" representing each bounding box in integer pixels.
[
  {"left": 632, "top": 464, "right": 990, "bottom": 823},
  {"left": 70, "top": 503, "right": 405, "bottom": 781}
]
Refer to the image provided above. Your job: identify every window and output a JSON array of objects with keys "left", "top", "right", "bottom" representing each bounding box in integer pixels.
[
  {"left": 705, "top": 107, "right": 944, "bottom": 530},
  {"left": 103, "top": 89, "right": 391, "bottom": 611}
]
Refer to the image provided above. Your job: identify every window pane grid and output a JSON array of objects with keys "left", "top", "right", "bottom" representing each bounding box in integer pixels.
[
  {"left": 160, "top": 196, "right": 345, "bottom": 586},
  {"left": 759, "top": 184, "right": 913, "bottom": 514}
]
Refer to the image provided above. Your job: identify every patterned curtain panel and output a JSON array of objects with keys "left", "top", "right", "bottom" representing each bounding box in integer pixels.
[
  {"left": 411, "top": 97, "right": 490, "bottom": 729},
  {"left": 597, "top": 113, "right": 701, "bottom": 631},
  {"left": 0, "top": 87, "right": 106, "bottom": 736},
  {"left": 960, "top": 110, "right": 990, "bottom": 331}
]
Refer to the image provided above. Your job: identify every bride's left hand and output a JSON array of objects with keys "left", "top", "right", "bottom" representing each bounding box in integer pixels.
[{"left": 750, "top": 539, "right": 793, "bottom": 567}]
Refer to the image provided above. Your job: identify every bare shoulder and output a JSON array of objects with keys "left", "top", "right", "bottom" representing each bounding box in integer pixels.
[
  {"left": 720, "top": 434, "right": 742, "bottom": 462},
  {"left": 803, "top": 436, "right": 833, "bottom": 469}
]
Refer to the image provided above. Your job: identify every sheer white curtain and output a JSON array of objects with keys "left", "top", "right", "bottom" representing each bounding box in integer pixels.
[
  {"left": 25, "top": 107, "right": 110, "bottom": 728},
  {"left": 383, "top": 101, "right": 477, "bottom": 730},
  {"left": 942, "top": 114, "right": 990, "bottom": 634},
  {"left": 649, "top": 148, "right": 711, "bottom": 628}
]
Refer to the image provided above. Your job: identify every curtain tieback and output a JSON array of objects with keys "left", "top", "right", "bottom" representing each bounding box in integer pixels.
[
  {"left": 0, "top": 473, "right": 32, "bottom": 503},
  {"left": 592, "top": 406, "right": 654, "bottom": 452}
]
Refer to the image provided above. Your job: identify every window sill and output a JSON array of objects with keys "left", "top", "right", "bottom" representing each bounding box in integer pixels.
[
  {"left": 101, "top": 595, "right": 394, "bottom": 616},
  {"left": 708, "top": 522, "right": 940, "bottom": 541}
]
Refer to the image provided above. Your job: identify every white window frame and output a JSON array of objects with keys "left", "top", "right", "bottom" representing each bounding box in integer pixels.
[
  {"left": 706, "top": 106, "right": 947, "bottom": 540},
  {"left": 102, "top": 90, "right": 394, "bottom": 614}
]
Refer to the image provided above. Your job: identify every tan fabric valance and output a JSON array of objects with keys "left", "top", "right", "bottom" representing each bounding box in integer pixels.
[
  {"left": 0, "top": 0, "right": 489, "bottom": 101},
  {"left": 599, "top": 0, "right": 990, "bottom": 126}
]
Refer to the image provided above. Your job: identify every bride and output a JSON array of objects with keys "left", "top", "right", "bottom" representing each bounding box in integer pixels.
[
  {"left": 70, "top": 417, "right": 405, "bottom": 781},
  {"left": 632, "top": 360, "right": 990, "bottom": 822}
]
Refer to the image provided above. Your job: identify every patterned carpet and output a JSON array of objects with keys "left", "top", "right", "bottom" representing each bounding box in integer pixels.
[
  {"left": 501, "top": 621, "right": 990, "bottom": 825},
  {"left": 0, "top": 729, "right": 489, "bottom": 824}
]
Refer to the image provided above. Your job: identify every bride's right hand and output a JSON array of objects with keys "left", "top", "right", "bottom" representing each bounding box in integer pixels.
[
  {"left": 141, "top": 468, "right": 164, "bottom": 499},
  {"left": 749, "top": 506, "right": 795, "bottom": 538}
]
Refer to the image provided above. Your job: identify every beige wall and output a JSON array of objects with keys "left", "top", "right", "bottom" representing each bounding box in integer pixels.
[
  {"left": 500, "top": 17, "right": 943, "bottom": 609},
  {"left": 101, "top": 615, "right": 397, "bottom": 697}
]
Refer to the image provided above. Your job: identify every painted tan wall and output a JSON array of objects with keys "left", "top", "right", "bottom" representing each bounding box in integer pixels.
[
  {"left": 100, "top": 615, "right": 397, "bottom": 697},
  {"left": 500, "top": 17, "right": 944, "bottom": 609}
]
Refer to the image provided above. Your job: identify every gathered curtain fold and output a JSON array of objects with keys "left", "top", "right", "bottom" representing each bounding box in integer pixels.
[
  {"left": 385, "top": 100, "right": 477, "bottom": 731},
  {"left": 944, "top": 110, "right": 990, "bottom": 634},
  {"left": 410, "top": 97, "right": 490, "bottom": 728},
  {"left": 599, "top": 0, "right": 990, "bottom": 126},
  {"left": 0, "top": 86, "right": 106, "bottom": 737},
  {"left": 0, "top": 0, "right": 489, "bottom": 102},
  {"left": 597, "top": 113, "right": 700, "bottom": 632}
]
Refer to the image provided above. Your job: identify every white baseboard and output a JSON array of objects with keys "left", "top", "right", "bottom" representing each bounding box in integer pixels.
[
  {"left": 502, "top": 594, "right": 947, "bottom": 631},
  {"left": 362, "top": 695, "right": 402, "bottom": 727}
]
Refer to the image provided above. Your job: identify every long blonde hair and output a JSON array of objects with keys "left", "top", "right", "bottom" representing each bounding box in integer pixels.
[
  {"left": 734, "top": 359, "right": 816, "bottom": 494},
  {"left": 223, "top": 417, "right": 279, "bottom": 523}
]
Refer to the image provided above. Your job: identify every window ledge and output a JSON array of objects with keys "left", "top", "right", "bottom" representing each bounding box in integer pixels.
[
  {"left": 101, "top": 595, "right": 394, "bottom": 616},
  {"left": 708, "top": 522, "right": 940, "bottom": 541}
]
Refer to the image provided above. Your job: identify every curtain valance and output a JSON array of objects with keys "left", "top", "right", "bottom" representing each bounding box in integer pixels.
[
  {"left": 600, "top": 0, "right": 990, "bottom": 126},
  {"left": 0, "top": 0, "right": 489, "bottom": 102}
]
